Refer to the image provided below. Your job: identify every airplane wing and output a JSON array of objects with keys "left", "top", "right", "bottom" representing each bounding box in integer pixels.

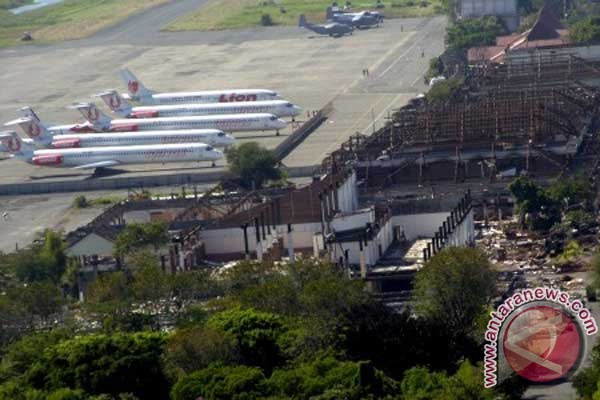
[{"left": 72, "top": 160, "right": 121, "bottom": 170}]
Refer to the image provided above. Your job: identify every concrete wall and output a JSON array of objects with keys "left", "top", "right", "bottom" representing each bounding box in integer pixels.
[
  {"left": 200, "top": 222, "right": 321, "bottom": 257},
  {"left": 506, "top": 45, "right": 600, "bottom": 64},
  {"left": 460, "top": 0, "right": 517, "bottom": 16},
  {"left": 328, "top": 215, "right": 394, "bottom": 267},
  {"left": 459, "top": 0, "right": 518, "bottom": 30},
  {"left": 0, "top": 165, "right": 318, "bottom": 196},
  {"left": 330, "top": 207, "right": 374, "bottom": 232},
  {"left": 124, "top": 208, "right": 185, "bottom": 224},
  {"left": 391, "top": 212, "right": 451, "bottom": 240},
  {"left": 336, "top": 170, "right": 359, "bottom": 213}
]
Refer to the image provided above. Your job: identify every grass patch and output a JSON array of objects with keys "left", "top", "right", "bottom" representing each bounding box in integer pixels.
[
  {"left": 72, "top": 195, "right": 122, "bottom": 209},
  {"left": 0, "top": 0, "right": 170, "bottom": 48},
  {"left": 166, "top": 0, "right": 441, "bottom": 31}
]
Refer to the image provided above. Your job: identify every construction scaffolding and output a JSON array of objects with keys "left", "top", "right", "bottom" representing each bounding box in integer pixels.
[{"left": 323, "top": 55, "right": 600, "bottom": 186}]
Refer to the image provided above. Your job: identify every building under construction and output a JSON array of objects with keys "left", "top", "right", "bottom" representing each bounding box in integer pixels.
[{"left": 322, "top": 53, "right": 600, "bottom": 188}]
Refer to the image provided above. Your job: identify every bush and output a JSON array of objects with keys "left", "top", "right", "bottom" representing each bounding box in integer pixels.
[
  {"left": 586, "top": 285, "right": 597, "bottom": 302},
  {"left": 446, "top": 16, "right": 506, "bottom": 50},
  {"left": 72, "top": 195, "right": 88, "bottom": 208},
  {"left": 571, "top": 16, "right": 600, "bottom": 44},
  {"left": 425, "top": 77, "right": 463, "bottom": 103},
  {"left": 261, "top": 13, "right": 273, "bottom": 26}
]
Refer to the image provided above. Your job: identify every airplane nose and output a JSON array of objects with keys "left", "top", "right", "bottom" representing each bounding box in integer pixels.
[
  {"left": 293, "top": 106, "right": 303, "bottom": 115},
  {"left": 277, "top": 119, "right": 287, "bottom": 129},
  {"left": 224, "top": 134, "right": 236, "bottom": 145},
  {"left": 211, "top": 149, "right": 224, "bottom": 160}
]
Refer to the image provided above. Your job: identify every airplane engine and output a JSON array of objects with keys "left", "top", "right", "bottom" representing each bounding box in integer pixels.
[
  {"left": 130, "top": 110, "right": 159, "bottom": 118},
  {"left": 110, "top": 124, "right": 138, "bottom": 132},
  {"left": 33, "top": 154, "right": 63, "bottom": 166},
  {"left": 52, "top": 139, "right": 81, "bottom": 148}
]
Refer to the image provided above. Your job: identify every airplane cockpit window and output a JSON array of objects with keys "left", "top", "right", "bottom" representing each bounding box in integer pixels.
[
  {"left": 218, "top": 132, "right": 225, "bottom": 136},
  {"left": 269, "top": 116, "right": 277, "bottom": 121},
  {"left": 205, "top": 146, "right": 214, "bottom": 151},
  {"left": 286, "top": 103, "right": 293, "bottom": 107}
]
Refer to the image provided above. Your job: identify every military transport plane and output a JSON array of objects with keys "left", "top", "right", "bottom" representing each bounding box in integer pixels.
[
  {"left": 0, "top": 131, "right": 223, "bottom": 170},
  {"left": 120, "top": 69, "right": 280, "bottom": 105},
  {"left": 97, "top": 90, "right": 302, "bottom": 120},
  {"left": 6, "top": 117, "right": 235, "bottom": 149},
  {"left": 298, "top": 15, "right": 353, "bottom": 37},
  {"left": 326, "top": 7, "right": 383, "bottom": 28},
  {"left": 71, "top": 102, "right": 287, "bottom": 135}
]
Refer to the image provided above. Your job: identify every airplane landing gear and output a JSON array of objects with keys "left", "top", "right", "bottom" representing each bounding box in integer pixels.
[
  {"left": 276, "top": 130, "right": 280, "bottom": 136},
  {"left": 211, "top": 161, "right": 216, "bottom": 168}
]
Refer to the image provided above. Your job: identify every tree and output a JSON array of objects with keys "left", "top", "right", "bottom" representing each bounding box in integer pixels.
[
  {"left": 85, "top": 271, "right": 131, "bottom": 316},
  {"left": 163, "top": 326, "right": 238, "bottom": 379},
  {"left": 170, "top": 364, "right": 267, "bottom": 400},
  {"left": 129, "top": 251, "right": 168, "bottom": 303},
  {"left": 571, "top": 16, "right": 600, "bottom": 44},
  {"left": 413, "top": 247, "right": 495, "bottom": 338},
  {"left": 208, "top": 307, "right": 287, "bottom": 374},
  {"left": 226, "top": 142, "right": 282, "bottom": 189},
  {"left": 114, "top": 222, "right": 168, "bottom": 257},
  {"left": 446, "top": 16, "right": 506, "bottom": 50},
  {"left": 25, "top": 332, "right": 169, "bottom": 399}
]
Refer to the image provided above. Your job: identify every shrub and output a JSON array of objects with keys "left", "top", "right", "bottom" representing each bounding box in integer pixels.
[
  {"left": 261, "top": 13, "right": 273, "bottom": 26},
  {"left": 72, "top": 195, "right": 88, "bottom": 208}
]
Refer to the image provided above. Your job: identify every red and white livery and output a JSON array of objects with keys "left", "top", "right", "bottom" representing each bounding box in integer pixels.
[
  {"left": 0, "top": 131, "right": 223, "bottom": 170},
  {"left": 120, "top": 69, "right": 280, "bottom": 105},
  {"left": 71, "top": 102, "right": 287, "bottom": 134},
  {"left": 98, "top": 90, "right": 302, "bottom": 120}
]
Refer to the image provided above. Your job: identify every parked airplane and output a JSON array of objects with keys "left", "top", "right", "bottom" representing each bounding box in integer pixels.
[
  {"left": 12, "top": 106, "right": 99, "bottom": 135},
  {"left": 0, "top": 131, "right": 223, "bottom": 170},
  {"left": 97, "top": 90, "right": 302, "bottom": 121},
  {"left": 71, "top": 102, "right": 288, "bottom": 135},
  {"left": 6, "top": 117, "right": 235, "bottom": 149},
  {"left": 120, "top": 69, "right": 280, "bottom": 105},
  {"left": 326, "top": 7, "right": 382, "bottom": 28},
  {"left": 298, "top": 14, "right": 353, "bottom": 37}
]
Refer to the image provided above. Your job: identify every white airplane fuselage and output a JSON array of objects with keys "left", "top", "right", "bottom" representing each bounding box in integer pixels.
[
  {"left": 125, "top": 89, "right": 279, "bottom": 105},
  {"left": 25, "top": 143, "right": 222, "bottom": 168},
  {"left": 48, "top": 123, "right": 99, "bottom": 135},
  {"left": 47, "top": 130, "right": 234, "bottom": 149},
  {"left": 125, "top": 100, "right": 302, "bottom": 119},
  {"left": 104, "top": 113, "right": 287, "bottom": 132}
]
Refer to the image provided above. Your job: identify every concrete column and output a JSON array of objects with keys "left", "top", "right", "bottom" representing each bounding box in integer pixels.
[
  {"left": 260, "top": 212, "right": 266, "bottom": 241},
  {"left": 241, "top": 223, "right": 250, "bottom": 260},
  {"left": 254, "top": 217, "right": 263, "bottom": 262},
  {"left": 287, "top": 223, "right": 295, "bottom": 262},
  {"left": 359, "top": 236, "right": 367, "bottom": 279}
]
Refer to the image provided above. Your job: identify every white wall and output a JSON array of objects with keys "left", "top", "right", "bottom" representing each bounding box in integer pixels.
[
  {"left": 328, "top": 216, "right": 394, "bottom": 267},
  {"left": 460, "top": 0, "right": 517, "bottom": 17},
  {"left": 392, "top": 212, "right": 450, "bottom": 241},
  {"left": 330, "top": 208, "right": 374, "bottom": 232},
  {"left": 200, "top": 222, "right": 322, "bottom": 256},
  {"left": 335, "top": 170, "right": 359, "bottom": 213}
]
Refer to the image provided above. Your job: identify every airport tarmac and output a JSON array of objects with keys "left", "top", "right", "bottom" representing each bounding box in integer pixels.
[{"left": 0, "top": 15, "right": 446, "bottom": 185}]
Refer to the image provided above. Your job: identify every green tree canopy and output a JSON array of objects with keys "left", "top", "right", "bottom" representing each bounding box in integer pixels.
[
  {"left": 226, "top": 142, "right": 282, "bottom": 189},
  {"left": 208, "top": 307, "right": 288, "bottom": 374},
  {"left": 413, "top": 247, "right": 495, "bottom": 338},
  {"left": 114, "top": 221, "right": 169, "bottom": 257},
  {"left": 446, "top": 16, "right": 506, "bottom": 50},
  {"left": 571, "top": 16, "right": 600, "bottom": 44}
]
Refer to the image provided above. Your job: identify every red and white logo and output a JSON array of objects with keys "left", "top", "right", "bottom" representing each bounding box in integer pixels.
[
  {"left": 109, "top": 94, "right": 121, "bottom": 110},
  {"left": 27, "top": 121, "right": 41, "bottom": 137},
  {"left": 128, "top": 80, "right": 139, "bottom": 94},
  {"left": 5, "top": 136, "right": 21, "bottom": 152},
  {"left": 87, "top": 107, "right": 100, "bottom": 122},
  {"left": 503, "top": 305, "right": 583, "bottom": 383}
]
